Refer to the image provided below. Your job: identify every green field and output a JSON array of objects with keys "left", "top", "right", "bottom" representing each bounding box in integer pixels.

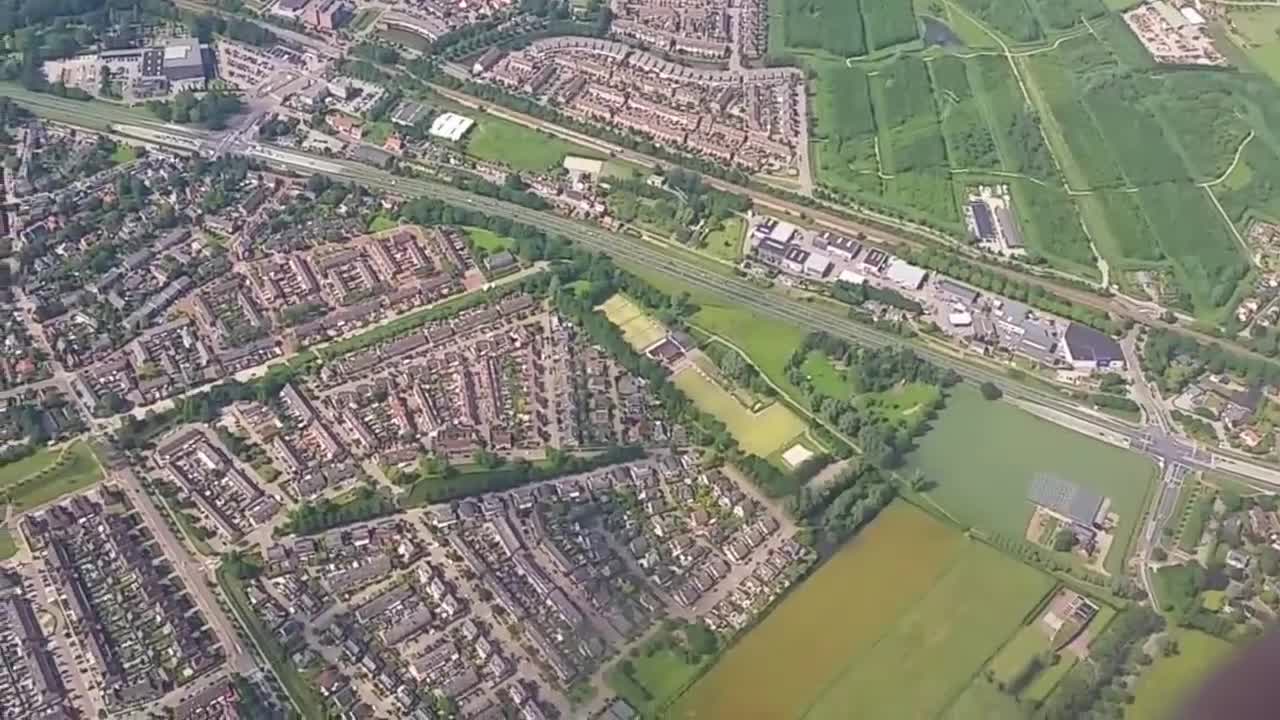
[
  {"left": 464, "top": 226, "right": 514, "bottom": 255},
  {"left": 599, "top": 294, "right": 669, "bottom": 351},
  {"left": 367, "top": 214, "right": 398, "bottom": 233},
  {"left": 674, "top": 366, "right": 808, "bottom": 457},
  {"left": 690, "top": 304, "right": 810, "bottom": 397},
  {"left": 109, "top": 143, "right": 138, "bottom": 164},
  {"left": 907, "top": 386, "right": 1157, "bottom": 574},
  {"left": 0, "top": 441, "right": 104, "bottom": 513},
  {"left": 701, "top": 216, "right": 746, "bottom": 262},
  {"left": 939, "top": 679, "right": 1028, "bottom": 720},
  {"left": 1225, "top": 7, "right": 1280, "bottom": 85},
  {"left": 465, "top": 117, "right": 602, "bottom": 172},
  {"left": 671, "top": 502, "right": 1054, "bottom": 719},
  {"left": 1128, "top": 630, "right": 1234, "bottom": 720},
  {"left": 0, "top": 528, "right": 17, "bottom": 560},
  {"left": 606, "top": 645, "right": 711, "bottom": 716}
]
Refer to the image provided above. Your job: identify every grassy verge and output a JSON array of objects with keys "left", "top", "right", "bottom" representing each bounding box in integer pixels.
[{"left": 217, "top": 564, "right": 327, "bottom": 719}]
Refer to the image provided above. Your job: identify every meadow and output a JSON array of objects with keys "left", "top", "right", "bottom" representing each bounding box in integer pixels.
[
  {"left": 670, "top": 502, "right": 1053, "bottom": 719},
  {"left": 464, "top": 118, "right": 601, "bottom": 172},
  {"left": 1128, "top": 630, "right": 1233, "bottom": 720},
  {"left": 464, "top": 226, "right": 514, "bottom": 255},
  {"left": 906, "top": 385, "right": 1157, "bottom": 574},
  {"left": 775, "top": 0, "right": 868, "bottom": 57},
  {"left": 690, "top": 303, "right": 810, "bottom": 396},
  {"left": 0, "top": 441, "right": 104, "bottom": 512},
  {"left": 700, "top": 216, "right": 747, "bottom": 262},
  {"left": 673, "top": 366, "right": 808, "bottom": 457}
]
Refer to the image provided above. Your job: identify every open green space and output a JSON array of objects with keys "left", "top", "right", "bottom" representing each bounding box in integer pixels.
[
  {"left": 109, "top": 143, "right": 138, "bottom": 164},
  {"left": 350, "top": 7, "right": 379, "bottom": 30},
  {"left": 367, "top": 214, "right": 398, "bottom": 233},
  {"left": 606, "top": 635, "right": 714, "bottom": 717},
  {"left": 938, "top": 679, "right": 1028, "bottom": 720},
  {"left": 0, "top": 528, "right": 17, "bottom": 561},
  {"left": 0, "top": 445, "right": 63, "bottom": 488},
  {"left": 907, "top": 385, "right": 1157, "bottom": 574},
  {"left": 1224, "top": 7, "right": 1280, "bottom": 85},
  {"left": 464, "top": 225, "right": 514, "bottom": 255},
  {"left": 464, "top": 117, "right": 602, "bottom": 172},
  {"left": 690, "top": 303, "right": 809, "bottom": 397},
  {"left": 1128, "top": 629, "right": 1233, "bottom": 720},
  {"left": 671, "top": 502, "right": 1053, "bottom": 720},
  {"left": 0, "top": 441, "right": 104, "bottom": 513},
  {"left": 700, "top": 216, "right": 746, "bottom": 263},
  {"left": 674, "top": 366, "right": 808, "bottom": 457},
  {"left": 599, "top": 294, "right": 669, "bottom": 351}
]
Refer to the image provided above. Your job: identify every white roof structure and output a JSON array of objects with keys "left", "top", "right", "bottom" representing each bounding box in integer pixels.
[
  {"left": 837, "top": 269, "right": 866, "bottom": 285},
  {"left": 1179, "top": 5, "right": 1205, "bottom": 24},
  {"left": 948, "top": 311, "right": 973, "bottom": 327},
  {"left": 429, "top": 112, "right": 476, "bottom": 142},
  {"left": 884, "top": 258, "right": 928, "bottom": 289},
  {"left": 804, "top": 252, "right": 832, "bottom": 274},
  {"left": 768, "top": 221, "right": 799, "bottom": 244},
  {"left": 563, "top": 155, "right": 605, "bottom": 176}
]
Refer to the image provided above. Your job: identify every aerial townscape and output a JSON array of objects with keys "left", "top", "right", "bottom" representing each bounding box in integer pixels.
[{"left": 7, "top": 0, "right": 1280, "bottom": 719}]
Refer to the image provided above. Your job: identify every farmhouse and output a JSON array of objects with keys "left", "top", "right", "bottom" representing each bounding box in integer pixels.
[
  {"left": 1028, "top": 473, "right": 1109, "bottom": 529},
  {"left": 1061, "top": 323, "right": 1124, "bottom": 372}
]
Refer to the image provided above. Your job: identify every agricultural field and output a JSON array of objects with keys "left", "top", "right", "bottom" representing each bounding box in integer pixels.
[
  {"left": 950, "top": 0, "right": 1042, "bottom": 43},
  {"left": 906, "top": 385, "right": 1157, "bottom": 574},
  {"left": 864, "top": 0, "right": 920, "bottom": 51},
  {"left": 987, "top": 623, "right": 1076, "bottom": 700},
  {"left": 598, "top": 294, "right": 668, "bottom": 351},
  {"left": 1010, "top": 180, "right": 1098, "bottom": 279},
  {"left": 1223, "top": 7, "right": 1280, "bottom": 85},
  {"left": 772, "top": 0, "right": 868, "bottom": 57},
  {"left": 0, "top": 441, "right": 104, "bottom": 513},
  {"left": 464, "top": 118, "right": 601, "bottom": 172},
  {"left": 1128, "top": 630, "right": 1233, "bottom": 720},
  {"left": 673, "top": 366, "right": 808, "bottom": 457},
  {"left": 670, "top": 502, "right": 1054, "bottom": 719}
]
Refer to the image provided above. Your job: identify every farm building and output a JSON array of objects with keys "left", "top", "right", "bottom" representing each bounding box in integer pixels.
[
  {"left": 1028, "top": 473, "right": 1109, "bottom": 528},
  {"left": 1061, "top": 323, "right": 1125, "bottom": 372}
]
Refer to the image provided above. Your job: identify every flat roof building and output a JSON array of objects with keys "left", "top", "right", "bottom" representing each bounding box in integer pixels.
[
  {"left": 1061, "top": 323, "right": 1125, "bottom": 371},
  {"left": 1029, "top": 473, "right": 1106, "bottom": 527},
  {"left": 429, "top": 112, "right": 476, "bottom": 142},
  {"left": 884, "top": 258, "right": 927, "bottom": 289}
]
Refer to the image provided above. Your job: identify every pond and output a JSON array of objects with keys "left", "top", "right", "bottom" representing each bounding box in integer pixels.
[{"left": 921, "top": 16, "right": 961, "bottom": 47}]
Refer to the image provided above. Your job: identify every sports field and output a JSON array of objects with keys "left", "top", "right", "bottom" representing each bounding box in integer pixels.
[
  {"left": 906, "top": 385, "right": 1157, "bottom": 575},
  {"left": 674, "top": 366, "right": 807, "bottom": 457},
  {"left": 670, "top": 502, "right": 1054, "bottom": 720},
  {"left": 1128, "top": 630, "right": 1233, "bottom": 720},
  {"left": 598, "top": 294, "right": 668, "bottom": 351}
]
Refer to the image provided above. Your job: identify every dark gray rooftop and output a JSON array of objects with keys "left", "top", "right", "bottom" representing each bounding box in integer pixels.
[{"left": 1028, "top": 473, "right": 1104, "bottom": 526}]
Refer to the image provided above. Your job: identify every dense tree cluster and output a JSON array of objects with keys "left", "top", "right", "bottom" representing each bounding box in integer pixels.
[
  {"left": 829, "top": 279, "right": 922, "bottom": 314},
  {"left": 146, "top": 89, "right": 243, "bottom": 130},
  {"left": 280, "top": 486, "right": 397, "bottom": 536},
  {"left": 787, "top": 463, "right": 895, "bottom": 546},
  {"left": 784, "top": 333, "right": 956, "bottom": 466},
  {"left": 1039, "top": 607, "right": 1165, "bottom": 719},
  {"left": 1143, "top": 328, "right": 1280, "bottom": 394}
]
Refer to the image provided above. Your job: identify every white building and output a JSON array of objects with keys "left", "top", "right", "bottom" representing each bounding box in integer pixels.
[{"left": 429, "top": 112, "right": 476, "bottom": 142}]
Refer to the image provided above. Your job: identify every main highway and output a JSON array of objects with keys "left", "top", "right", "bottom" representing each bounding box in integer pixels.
[{"left": 10, "top": 87, "right": 1280, "bottom": 490}]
